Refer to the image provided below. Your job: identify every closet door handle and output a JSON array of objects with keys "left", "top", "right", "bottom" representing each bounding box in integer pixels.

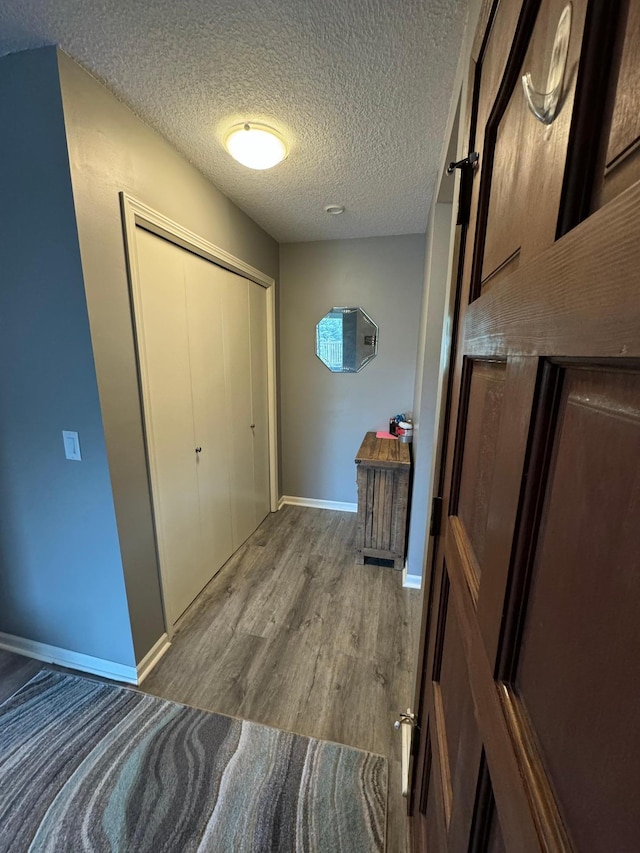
[
  {"left": 250, "top": 424, "right": 256, "bottom": 430},
  {"left": 195, "top": 446, "right": 202, "bottom": 454}
]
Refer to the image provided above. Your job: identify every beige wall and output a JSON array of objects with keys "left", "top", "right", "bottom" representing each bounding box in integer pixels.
[
  {"left": 279, "top": 235, "right": 425, "bottom": 504},
  {"left": 402, "top": 0, "right": 488, "bottom": 586},
  {"left": 406, "top": 202, "right": 455, "bottom": 581},
  {"left": 57, "top": 50, "right": 279, "bottom": 661}
]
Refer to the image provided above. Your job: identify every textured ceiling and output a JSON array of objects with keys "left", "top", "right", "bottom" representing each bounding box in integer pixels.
[{"left": 0, "top": 0, "right": 468, "bottom": 242}]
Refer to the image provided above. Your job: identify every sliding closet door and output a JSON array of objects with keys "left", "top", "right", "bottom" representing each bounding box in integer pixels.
[
  {"left": 134, "top": 228, "right": 203, "bottom": 624},
  {"left": 249, "top": 281, "right": 271, "bottom": 526},
  {"left": 218, "top": 268, "right": 257, "bottom": 549},
  {"left": 184, "top": 250, "right": 234, "bottom": 576},
  {"left": 133, "top": 226, "right": 272, "bottom": 625}
]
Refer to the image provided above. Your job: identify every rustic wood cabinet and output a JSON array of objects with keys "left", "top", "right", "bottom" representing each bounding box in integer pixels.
[{"left": 355, "top": 432, "right": 411, "bottom": 569}]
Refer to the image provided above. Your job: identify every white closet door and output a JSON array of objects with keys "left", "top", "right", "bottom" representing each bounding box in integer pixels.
[
  {"left": 133, "top": 228, "right": 272, "bottom": 625},
  {"left": 218, "top": 267, "right": 257, "bottom": 548},
  {"left": 134, "top": 228, "right": 202, "bottom": 625},
  {"left": 249, "top": 282, "right": 271, "bottom": 525},
  {"left": 184, "top": 251, "right": 234, "bottom": 576}
]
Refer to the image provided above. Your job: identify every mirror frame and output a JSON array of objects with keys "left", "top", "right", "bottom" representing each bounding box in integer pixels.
[{"left": 315, "top": 306, "right": 379, "bottom": 373}]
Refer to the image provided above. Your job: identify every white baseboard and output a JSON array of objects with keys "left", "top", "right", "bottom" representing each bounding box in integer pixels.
[
  {"left": 402, "top": 565, "right": 422, "bottom": 590},
  {"left": 280, "top": 495, "right": 357, "bottom": 513},
  {"left": 277, "top": 496, "right": 286, "bottom": 510},
  {"left": 0, "top": 632, "right": 138, "bottom": 684},
  {"left": 136, "top": 633, "right": 171, "bottom": 684}
]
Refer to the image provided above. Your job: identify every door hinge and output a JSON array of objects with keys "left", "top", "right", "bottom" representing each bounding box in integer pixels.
[
  {"left": 447, "top": 151, "right": 479, "bottom": 226},
  {"left": 446, "top": 150, "right": 479, "bottom": 175},
  {"left": 430, "top": 496, "right": 444, "bottom": 537}
]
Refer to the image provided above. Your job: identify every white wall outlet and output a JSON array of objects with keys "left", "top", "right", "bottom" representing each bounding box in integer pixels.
[{"left": 62, "top": 430, "right": 82, "bottom": 461}]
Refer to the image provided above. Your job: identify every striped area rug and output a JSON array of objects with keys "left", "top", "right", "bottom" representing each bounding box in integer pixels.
[{"left": 0, "top": 671, "right": 387, "bottom": 852}]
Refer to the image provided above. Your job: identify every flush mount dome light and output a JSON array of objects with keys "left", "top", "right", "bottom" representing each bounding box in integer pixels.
[{"left": 224, "top": 122, "right": 288, "bottom": 170}]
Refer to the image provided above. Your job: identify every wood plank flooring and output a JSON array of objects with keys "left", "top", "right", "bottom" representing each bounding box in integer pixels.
[
  {"left": 0, "top": 505, "right": 422, "bottom": 852},
  {"left": 0, "top": 650, "right": 42, "bottom": 705},
  {"left": 143, "top": 505, "right": 421, "bottom": 853}
]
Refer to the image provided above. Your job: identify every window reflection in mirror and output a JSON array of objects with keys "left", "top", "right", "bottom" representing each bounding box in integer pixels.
[{"left": 315, "top": 307, "right": 378, "bottom": 373}]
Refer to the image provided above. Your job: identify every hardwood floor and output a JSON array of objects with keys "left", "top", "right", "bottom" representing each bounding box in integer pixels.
[
  {"left": 143, "top": 505, "right": 421, "bottom": 853},
  {"left": 0, "top": 650, "right": 42, "bottom": 705},
  {"left": 0, "top": 505, "right": 421, "bottom": 852}
]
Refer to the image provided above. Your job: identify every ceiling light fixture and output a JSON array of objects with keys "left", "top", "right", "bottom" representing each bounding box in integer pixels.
[
  {"left": 224, "top": 122, "right": 288, "bottom": 170},
  {"left": 325, "top": 205, "right": 345, "bottom": 215}
]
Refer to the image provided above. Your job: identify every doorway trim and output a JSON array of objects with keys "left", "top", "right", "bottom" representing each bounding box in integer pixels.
[{"left": 120, "top": 193, "right": 279, "bottom": 633}]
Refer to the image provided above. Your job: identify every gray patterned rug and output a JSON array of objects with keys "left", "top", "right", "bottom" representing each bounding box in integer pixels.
[{"left": 0, "top": 671, "right": 387, "bottom": 852}]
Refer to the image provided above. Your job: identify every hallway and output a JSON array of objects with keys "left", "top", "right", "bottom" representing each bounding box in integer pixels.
[
  {"left": 0, "top": 505, "right": 421, "bottom": 851},
  {"left": 143, "top": 505, "right": 421, "bottom": 852}
]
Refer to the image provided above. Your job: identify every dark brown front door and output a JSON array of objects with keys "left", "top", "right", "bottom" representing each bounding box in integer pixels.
[{"left": 410, "top": 0, "right": 640, "bottom": 849}]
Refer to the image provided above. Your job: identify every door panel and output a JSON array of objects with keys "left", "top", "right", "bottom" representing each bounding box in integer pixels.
[
  {"left": 485, "top": 804, "right": 506, "bottom": 853},
  {"left": 410, "top": 0, "right": 640, "bottom": 849},
  {"left": 134, "top": 228, "right": 201, "bottom": 624},
  {"left": 219, "top": 268, "right": 256, "bottom": 549},
  {"left": 440, "top": 595, "right": 482, "bottom": 847},
  {"left": 184, "top": 251, "right": 234, "bottom": 582},
  {"left": 514, "top": 366, "right": 640, "bottom": 853},
  {"left": 467, "top": 757, "right": 506, "bottom": 853},
  {"left": 249, "top": 282, "right": 271, "bottom": 526},
  {"left": 480, "top": 0, "right": 587, "bottom": 290},
  {"left": 456, "top": 359, "right": 507, "bottom": 573},
  {"left": 423, "top": 750, "right": 440, "bottom": 853},
  {"left": 430, "top": 569, "right": 454, "bottom": 834},
  {"left": 438, "top": 587, "right": 471, "bottom": 801},
  {"left": 599, "top": 1, "right": 640, "bottom": 207},
  {"left": 474, "top": 0, "right": 526, "bottom": 143}
]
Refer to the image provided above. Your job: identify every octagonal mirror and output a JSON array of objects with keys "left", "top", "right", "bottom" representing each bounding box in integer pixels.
[{"left": 315, "top": 307, "right": 378, "bottom": 373}]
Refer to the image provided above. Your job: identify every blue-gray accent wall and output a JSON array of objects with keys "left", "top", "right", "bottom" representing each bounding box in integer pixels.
[{"left": 0, "top": 47, "right": 135, "bottom": 666}]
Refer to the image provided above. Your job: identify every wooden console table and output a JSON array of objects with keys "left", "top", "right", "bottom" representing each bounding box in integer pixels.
[{"left": 355, "top": 432, "right": 411, "bottom": 569}]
